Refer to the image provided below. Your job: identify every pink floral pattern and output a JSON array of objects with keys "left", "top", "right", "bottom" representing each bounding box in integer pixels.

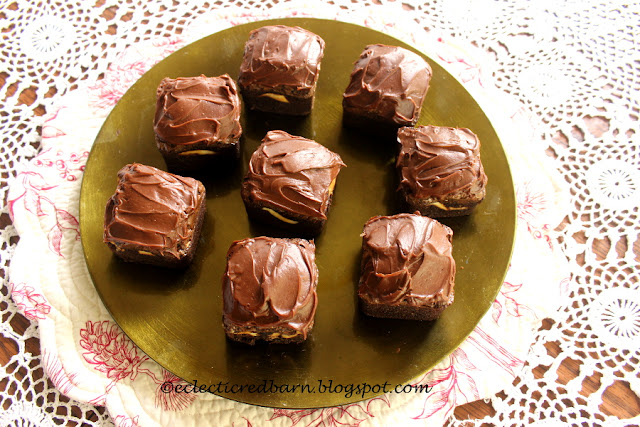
[
  {"left": 435, "top": 37, "right": 486, "bottom": 87},
  {"left": 80, "top": 320, "right": 149, "bottom": 380},
  {"left": 10, "top": 282, "right": 51, "bottom": 321},
  {"left": 79, "top": 320, "right": 197, "bottom": 410},
  {"left": 270, "top": 396, "right": 389, "bottom": 427},
  {"left": 517, "top": 181, "right": 547, "bottom": 226},
  {"left": 155, "top": 370, "right": 197, "bottom": 411},
  {"left": 8, "top": 149, "right": 86, "bottom": 257},
  {"left": 41, "top": 106, "right": 67, "bottom": 139},
  {"left": 89, "top": 36, "right": 185, "bottom": 110},
  {"left": 493, "top": 280, "right": 537, "bottom": 325},
  {"left": 43, "top": 350, "right": 78, "bottom": 396},
  {"left": 115, "top": 415, "right": 140, "bottom": 427},
  {"left": 152, "top": 36, "right": 186, "bottom": 57},
  {"left": 89, "top": 60, "right": 149, "bottom": 109},
  {"left": 33, "top": 149, "right": 88, "bottom": 182},
  {"left": 231, "top": 417, "right": 253, "bottom": 427},
  {"left": 412, "top": 349, "right": 479, "bottom": 420},
  {"left": 516, "top": 180, "right": 556, "bottom": 249},
  {"left": 466, "top": 327, "right": 523, "bottom": 376},
  {"left": 80, "top": 320, "right": 151, "bottom": 404}
]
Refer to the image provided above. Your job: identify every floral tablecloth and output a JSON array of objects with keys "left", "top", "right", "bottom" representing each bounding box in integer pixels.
[{"left": 3, "top": 1, "right": 637, "bottom": 426}]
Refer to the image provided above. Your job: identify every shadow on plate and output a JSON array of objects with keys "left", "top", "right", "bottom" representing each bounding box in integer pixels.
[
  {"left": 224, "top": 335, "right": 314, "bottom": 383},
  {"left": 241, "top": 109, "right": 313, "bottom": 148},
  {"left": 352, "top": 309, "right": 436, "bottom": 357},
  {"left": 183, "top": 155, "right": 245, "bottom": 198}
]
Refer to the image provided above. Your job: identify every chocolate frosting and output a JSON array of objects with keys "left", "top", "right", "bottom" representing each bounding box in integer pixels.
[
  {"left": 358, "top": 213, "right": 455, "bottom": 306},
  {"left": 238, "top": 25, "right": 325, "bottom": 91},
  {"left": 154, "top": 74, "right": 242, "bottom": 149},
  {"left": 104, "top": 163, "right": 204, "bottom": 258},
  {"left": 243, "top": 130, "right": 345, "bottom": 219},
  {"left": 343, "top": 44, "right": 432, "bottom": 125},
  {"left": 223, "top": 237, "right": 318, "bottom": 334},
  {"left": 397, "top": 126, "right": 487, "bottom": 198}
]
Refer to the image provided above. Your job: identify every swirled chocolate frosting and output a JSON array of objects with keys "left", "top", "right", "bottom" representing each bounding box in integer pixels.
[
  {"left": 397, "top": 126, "right": 487, "bottom": 198},
  {"left": 343, "top": 44, "right": 432, "bottom": 125},
  {"left": 358, "top": 213, "right": 455, "bottom": 306},
  {"left": 238, "top": 25, "right": 325, "bottom": 92},
  {"left": 223, "top": 237, "right": 318, "bottom": 334},
  {"left": 243, "top": 130, "right": 345, "bottom": 219},
  {"left": 104, "top": 163, "right": 205, "bottom": 258},
  {"left": 154, "top": 74, "right": 242, "bottom": 149}
]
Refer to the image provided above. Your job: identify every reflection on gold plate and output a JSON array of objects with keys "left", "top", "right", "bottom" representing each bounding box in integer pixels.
[{"left": 80, "top": 18, "right": 515, "bottom": 409}]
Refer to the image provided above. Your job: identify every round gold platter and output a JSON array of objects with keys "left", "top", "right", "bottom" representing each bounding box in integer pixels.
[{"left": 80, "top": 18, "right": 516, "bottom": 408}]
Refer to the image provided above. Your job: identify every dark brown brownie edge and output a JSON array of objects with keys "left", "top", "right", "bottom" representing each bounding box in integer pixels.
[
  {"left": 400, "top": 189, "right": 485, "bottom": 218},
  {"left": 156, "top": 138, "right": 241, "bottom": 173},
  {"left": 240, "top": 184, "right": 332, "bottom": 237},
  {"left": 240, "top": 88, "right": 314, "bottom": 116},
  {"left": 223, "top": 318, "right": 313, "bottom": 345},
  {"left": 359, "top": 298, "right": 452, "bottom": 321},
  {"left": 106, "top": 186, "right": 207, "bottom": 269}
]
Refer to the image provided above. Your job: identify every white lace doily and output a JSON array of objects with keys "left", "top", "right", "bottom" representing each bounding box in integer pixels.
[{"left": 1, "top": 1, "right": 638, "bottom": 426}]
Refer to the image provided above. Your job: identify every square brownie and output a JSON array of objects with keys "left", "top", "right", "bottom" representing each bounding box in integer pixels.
[
  {"left": 238, "top": 25, "right": 325, "bottom": 115},
  {"left": 222, "top": 237, "right": 319, "bottom": 344},
  {"left": 241, "top": 130, "right": 345, "bottom": 236},
  {"left": 396, "top": 125, "right": 487, "bottom": 217},
  {"left": 343, "top": 44, "right": 432, "bottom": 135},
  {"left": 154, "top": 74, "right": 242, "bottom": 172},
  {"left": 358, "top": 213, "right": 455, "bottom": 321},
  {"left": 104, "top": 163, "right": 206, "bottom": 268}
]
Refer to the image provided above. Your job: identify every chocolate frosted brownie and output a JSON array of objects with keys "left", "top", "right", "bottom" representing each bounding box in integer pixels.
[
  {"left": 358, "top": 213, "right": 456, "bottom": 321},
  {"left": 238, "top": 25, "right": 325, "bottom": 115},
  {"left": 241, "top": 130, "right": 345, "bottom": 236},
  {"left": 397, "top": 125, "right": 487, "bottom": 217},
  {"left": 222, "top": 237, "right": 319, "bottom": 344},
  {"left": 343, "top": 44, "right": 432, "bottom": 134},
  {"left": 154, "top": 74, "right": 242, "bottom": 171},
  {"left": 104, "top": 163, "right": 206, "bottom": 268}
]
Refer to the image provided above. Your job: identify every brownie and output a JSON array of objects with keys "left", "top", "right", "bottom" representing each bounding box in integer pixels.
[
  {"left": 343, "top": 44, "right": 432, "bottom": 135},
  {"left": 358, "top": 213, "right": 455, "bottom": 321},
  {"left": 154, "top": 74, "right": 242, "bottom": 172},
  {"left": 396, "top": 125, "right": 488, "bottom": 217},
  {"left": 104, "top": 163, "right": 206, "bottom": 268},
  {"left": 241, "top": 130, "right": 345, "bottom": 236},
  {"left": 238, "top": 25, "right": 325, "bottom": 115},
  {"left": 222, "top": 237, "right": 319, "bottom": 344}
]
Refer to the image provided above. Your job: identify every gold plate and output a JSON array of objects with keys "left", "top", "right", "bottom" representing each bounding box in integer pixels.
[{"left": 80, "top": 18, "right": 515, "bottom": 409}]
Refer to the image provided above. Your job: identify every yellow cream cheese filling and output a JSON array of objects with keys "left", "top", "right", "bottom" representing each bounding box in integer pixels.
[
  {"left": 281, "top": 332, "right": 300, "bottom": 339},
  {"left": 262, "top": 208, "right": 299, "bottom": 224},
  {"left": 178, "top": 150, "right": 218, "bottom": 156},
  {"left": 327, "top": 178, "right": 337, "bottom": 196},
  {"left": 259, "top": 93, "right": 289, "bottom": 103},
  {"left": 429, "top": 202, "right": 467, "bottom": 211}
]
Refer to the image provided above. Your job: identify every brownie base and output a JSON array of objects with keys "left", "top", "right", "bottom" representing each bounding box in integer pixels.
[
  {"left": 106, "top": 189, "right": 207, "bottom": 268},
  {"left": 156, "top": 137, "right": 241, "bottom": 173},
  {"left": 401, "top": 189, "right": 485, "bottom": 218},
  {"left": 223, "top": 319, "right": 312, "bottom": 345},
  {"left": 241, "top": 88, "right": 314, "bottom": 115},
  {"left": 359, "top": 298, "right": 451, "bottom": 321},
  {"left": 241, "top": 186, "right": 332, "bottom": 237}
]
